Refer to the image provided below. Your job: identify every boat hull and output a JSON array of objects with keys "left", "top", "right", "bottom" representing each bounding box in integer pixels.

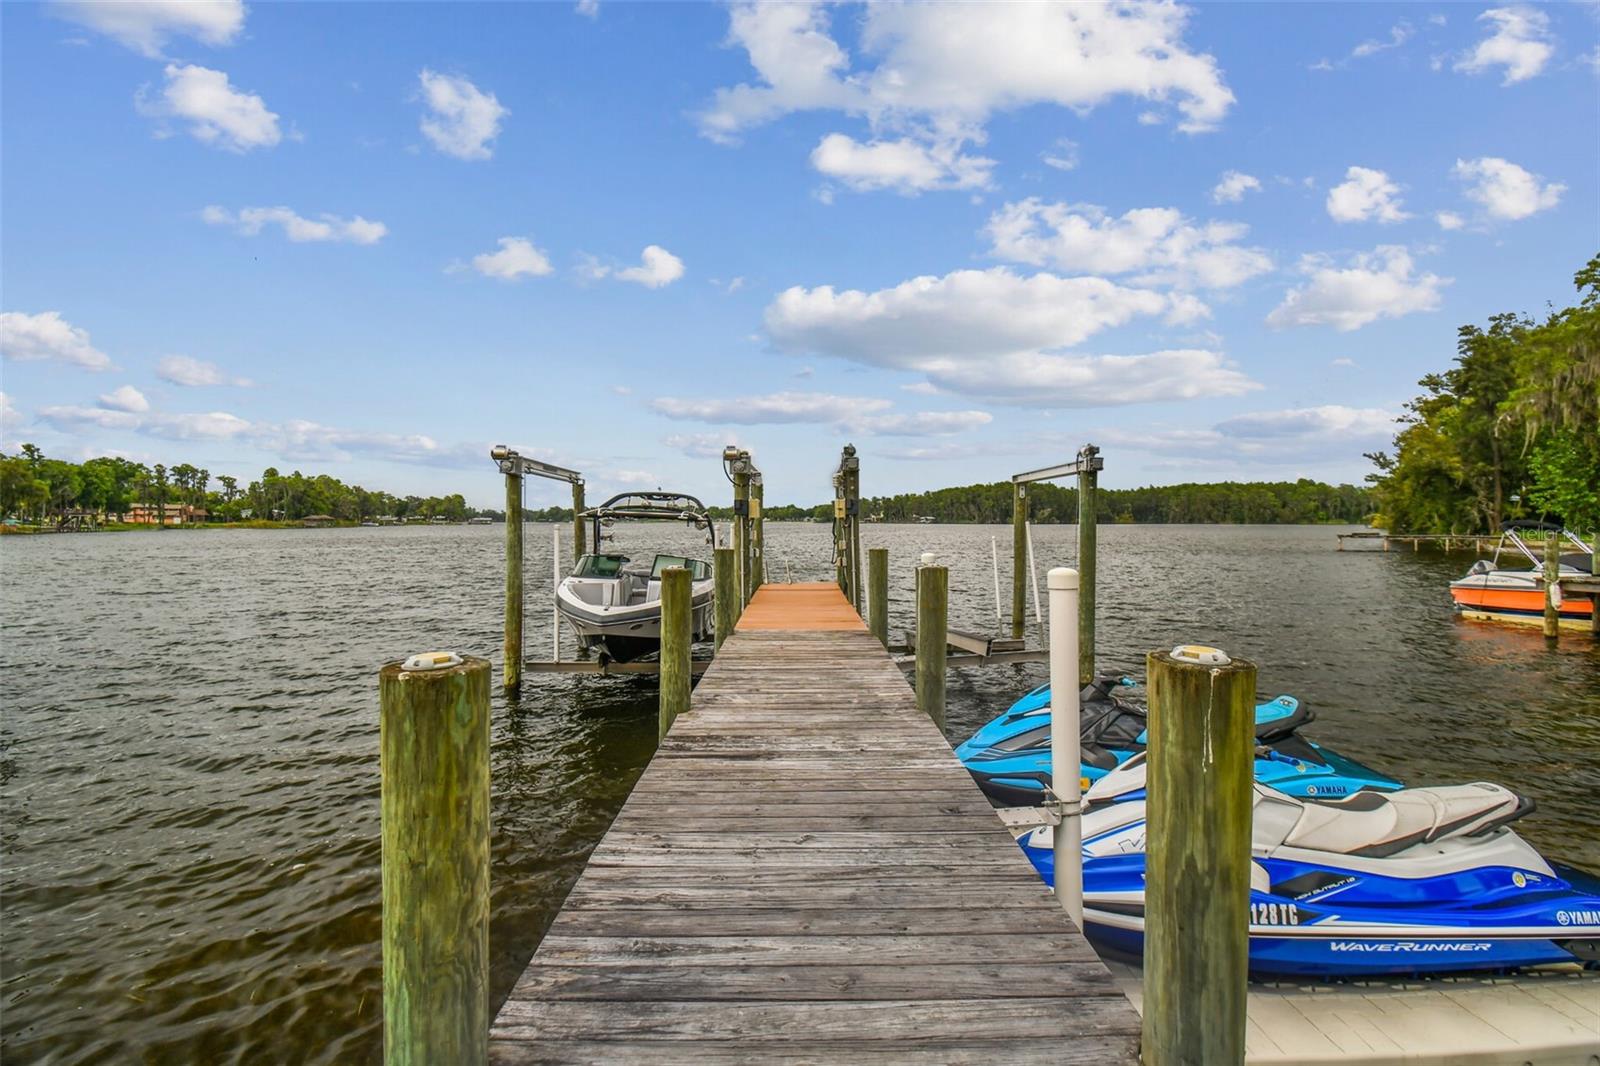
[
  {"left": 1449, "top": 581, "right": 1592, "bottom": 628},
  {"left": 1030, "top": 850, "right": 1600, "bottom": 977},
  {"left": 557, "top": 583, "right": 715, "bottom": 662}
]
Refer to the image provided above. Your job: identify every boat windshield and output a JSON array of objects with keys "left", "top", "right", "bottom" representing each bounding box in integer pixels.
[
  {"left": 573, "top": 553, "right": 629, "bottom": 578},
  {"left": 650, "top": 554, "right": 712, "bottom": 580}
]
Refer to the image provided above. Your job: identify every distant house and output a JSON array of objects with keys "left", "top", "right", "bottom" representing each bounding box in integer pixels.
[
  {"left": 120, "top": 502, "right": 208, "bottom": 526},
  {"left": 302, "top": 514, "right": 337, "bottom": 528}
]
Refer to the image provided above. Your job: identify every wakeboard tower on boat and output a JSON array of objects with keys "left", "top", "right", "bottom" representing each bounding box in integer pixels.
[
  {"left": 555, "top": 492, "right": 717, "bottom": 663},
  {"left": 1450, "top": 521, "right": 1594, "bottom": 628}
]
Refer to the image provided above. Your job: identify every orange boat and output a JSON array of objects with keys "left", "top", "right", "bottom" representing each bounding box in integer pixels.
[{"left": 1449, "top": 523, "right": 1594, "bottom": 628}]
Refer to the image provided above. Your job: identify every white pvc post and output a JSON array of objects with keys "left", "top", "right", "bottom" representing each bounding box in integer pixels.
[
  {"left": 552, "top": 526, "right": 562, "bottom": 660},
  {"left": 1048, "top": 567, "right": 1082, "bottom": 927},
  {"left": 1027, "top": 522, "right": 1044, "bottom": 630},
  {"left": 991, "top": 536, "right": 1002, "bottom": 624}
]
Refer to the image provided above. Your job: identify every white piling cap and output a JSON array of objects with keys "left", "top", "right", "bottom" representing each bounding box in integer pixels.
[
  {"left": 1170, "top": 644, "right": 1231, "bottom": 666},
  {"left": 402, "top": 651, "right": 463, "bottom": 671},
  {"left": 1048, "top": 567, "right": 1079, "bottom": 590},
  {"left": 920, "top": 552, "right": 936, "bottom": 566}
]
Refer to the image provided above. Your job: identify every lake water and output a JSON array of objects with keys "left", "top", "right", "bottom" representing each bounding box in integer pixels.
[{"left": 3, "top": 523, "right": 1597, "bottom": 1063}]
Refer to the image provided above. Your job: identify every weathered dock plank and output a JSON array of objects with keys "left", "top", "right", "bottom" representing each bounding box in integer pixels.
[{"left": 489, "top": 584, "right": 1141, "bottom": 1064}]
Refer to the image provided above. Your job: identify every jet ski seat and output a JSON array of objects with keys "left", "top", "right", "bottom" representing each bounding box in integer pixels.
[{"left": 1254, "top": 782, "right": 1532, "bottom": 859}]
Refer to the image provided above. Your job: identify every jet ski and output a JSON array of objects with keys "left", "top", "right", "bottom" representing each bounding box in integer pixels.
[
  {"left": 1016, "top": 757, "right": 1600, "bottom": 977},
  {"left": 956, "top": 678, "right": 1401, "bottom": 806}
]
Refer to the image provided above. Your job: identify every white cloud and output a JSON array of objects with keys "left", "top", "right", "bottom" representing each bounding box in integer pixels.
[
  {"left": 809, "top": 133, "right": 993, "bottom": 193},
  {"left": 98, "top": 385, "right": 150, "bottom": 413},
  {"left": 1216, "top": 405, "right": 1396, "bottom": 440},
  {"left": 1455, "top": 6, "right": 1554, "bottom": 84},
  {"left": 1211, "top": 170, "right": 1261, "bottom": 204},
  {"left": 38, "top": 403, "right": 252, "bottom": 441},
  {"left": 51, "top": 0, "right": 244, "bottom": 58},
  {"left": 655, "top": 392, "right": 890, "bottom": 425},
  {"left": 36, "top": 401, "right": 485, "bottom": 467},
  {"left": 1451, "top": 156, "right": 1564, "bottom": 220},
  {"left": 652, "top": 391, "right": 990, "bottom": 436},
  {"left": 1330, "top": 357, "right": 1357, "bottom": 367},
  {"left": 984, "top": 199, "right": 1272, "bottom": 290},
  {"left": 699, "top": 2, "right": 1233, "bottom": 190},
  {"left": 0, "top": 311, "right": 113, "bottom": 371},
  {"left": 155, "top": 355, "right": 252, "bottom": 387},
  {"left": 859, "top": 409, "right": 993, "bottom": 436},
  {"left": 575, "top": 0, "right": 599, "bottom": 18},
  {"left": 664, "top": 432, "right": 737, "bottom": 459},
  {"left": 0, "top": 391, "right": 23, "bottom": 441},
  {"left": 1436, "top": 210, "right": 1465, "bottom": 231},
  {"left": 903, "top": 349, "right": 1257, "bottom": 408},
  {"left": 1350, "top": 21, "right": 1413, "bottom": 59},
  {"left": 763, "top": 268, "right": 1257, "bottom": 407},
  {"left": 471, "top": 237, "right": 554, "bottom": 280},
  {"left": 138, "top": 63, "right": 280, "bottom": 152},
  {"left": 1267, "top": 246, "right": 1448, "bottom": 332},
  {"left": 1102, "top": 404, "right": 1398, "bottom": 462},
  {"left": 767, "top": 268, "right": 1175, "bottom": 362},
  {"left": 1325, "top": 166, "right": 1409, "bottom": 223},
  {"left": 1041, "top": 138, "right": 1079, "bottom": 172},
  {"left": 417, "top": 70, "right": 508, "bottom": 160},
  {"left": 202, "top": 205, "right": 387, "bottom": 244},
  {"left": 589, "top": 245, "right": 685, "bottom": 288}
]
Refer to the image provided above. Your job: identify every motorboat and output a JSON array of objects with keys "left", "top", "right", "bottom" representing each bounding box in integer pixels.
[
  {"left": 1450, "top": 522, "right": 1594, "bottom": 628},
  {"left": 555, "top": 492, "right": 717, "bottom": 662},
  {"left": 956, "top": 679, "right": 1401, "bottom": 806},
  {"left": 1017, "top": 756, "right": 1600, "bottom": 977}
]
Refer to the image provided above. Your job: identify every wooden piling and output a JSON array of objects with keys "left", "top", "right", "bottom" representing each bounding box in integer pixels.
[
  {"left": 916, "top": 563, "right": 948, "bottom": 735},
  {"left": 380, "top": 653, "right": 491, "bottom": 1066},
  {"left": 713, "top": 546, "right": 737, "bottom": 651},
  {"left": 867, "top": 546, "right": 888, "bottom": 646},
  {"left": 503, "top": 473, "right": 523, "bottom": 692},
  {"left": 1011, "top": 483, "right": 1027, "bottom": 640},
  {"left": 659, "top": 567, "right": 692, "bottom": 740},
  {"left": 847, "top": 453, "right": 862, "bottom": 609},
  {"left": 571, "top": 480, "right": 586, "bottom": 561},
  {"left": 1143, "top": 646, "right": 1255, "bottom": 1066},
  {"left": 751, "top": 476, "right": 765, "bottom": 591},
  {"left": 1544, "top": 533, "right": 1560, "bottom": 641},
  {"left": 732, "top": 460, "right": 750, "bottom": 606},
  {"left": 838, "top": 470, "right": 851, "bottom": 589},
  {"left": 1077, "top": 455, "right": 1097, "bottom": 684}
]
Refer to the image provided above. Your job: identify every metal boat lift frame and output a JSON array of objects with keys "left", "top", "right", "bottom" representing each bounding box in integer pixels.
[{"left": 1010, "top": 444, "right": 1103, "bottom": 684}]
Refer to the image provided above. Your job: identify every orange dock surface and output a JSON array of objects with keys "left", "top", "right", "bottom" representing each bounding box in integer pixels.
[{"left": 735, "top": 582, "right": 868, "bottom": 632}]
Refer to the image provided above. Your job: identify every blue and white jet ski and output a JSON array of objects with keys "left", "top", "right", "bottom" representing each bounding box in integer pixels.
[
  {"left": 1017, "top": 757, "right": 1600, "bottom": 977},
  {"left": 957, "top": 678, "right": 1401, "bottom": 806}
]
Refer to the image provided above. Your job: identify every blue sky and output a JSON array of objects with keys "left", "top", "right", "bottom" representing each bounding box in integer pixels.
[{"left": 2, "top": 1, "right": 1595, "bottom": 508}]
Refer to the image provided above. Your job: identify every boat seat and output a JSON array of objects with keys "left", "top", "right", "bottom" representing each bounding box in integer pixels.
[{"left": 1256, "top": 782, "right": 1531, "bottom": 858}]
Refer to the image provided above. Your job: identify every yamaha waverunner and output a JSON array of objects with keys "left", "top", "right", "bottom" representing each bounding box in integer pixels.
[
  {"left": 1016, "top": 757, "right": 1600, "bottom": 977},
  {"left": 957, "top": 678, "right": 1401, "bottom": 806}
]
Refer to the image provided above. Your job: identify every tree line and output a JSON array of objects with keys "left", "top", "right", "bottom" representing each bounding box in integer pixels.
[
  {"left": 1366, "top": 255, "right": 1599, "bottom": 535},
  {"left": 0, "top": 445, "right": 489, "bottom": 525},
  {"left": 855, "top": 479, "right": 1372, "bottom": 525}
]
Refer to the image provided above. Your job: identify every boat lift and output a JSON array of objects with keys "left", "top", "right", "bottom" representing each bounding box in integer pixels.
[
  {"left": 491, "top": 446, "right": 590, "bottom": 690},
  {"left": 1010, "top": 444, "right": 1103, "bottom": 684}
]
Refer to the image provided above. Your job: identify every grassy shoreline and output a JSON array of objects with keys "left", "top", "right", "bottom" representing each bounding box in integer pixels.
[{"left": 1, "top": 519, "right": 360, "bottom": 534}]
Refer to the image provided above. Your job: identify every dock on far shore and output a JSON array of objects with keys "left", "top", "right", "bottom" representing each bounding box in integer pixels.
[{"left": 488, "top": 582, "right": 1143, "bottom": 1064}]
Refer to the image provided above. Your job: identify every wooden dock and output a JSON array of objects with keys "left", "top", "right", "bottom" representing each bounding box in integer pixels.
[{"left": 489, "top": 583, "right": 1141, "bottom": 1064}]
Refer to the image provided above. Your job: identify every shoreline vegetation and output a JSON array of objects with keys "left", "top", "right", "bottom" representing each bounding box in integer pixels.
[
  {"left": 1, "top": 446, "right": 1376, "bottom": 533},
  {"left": 1366, "top": 255, "right": 1599, "bottom": 537}
]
